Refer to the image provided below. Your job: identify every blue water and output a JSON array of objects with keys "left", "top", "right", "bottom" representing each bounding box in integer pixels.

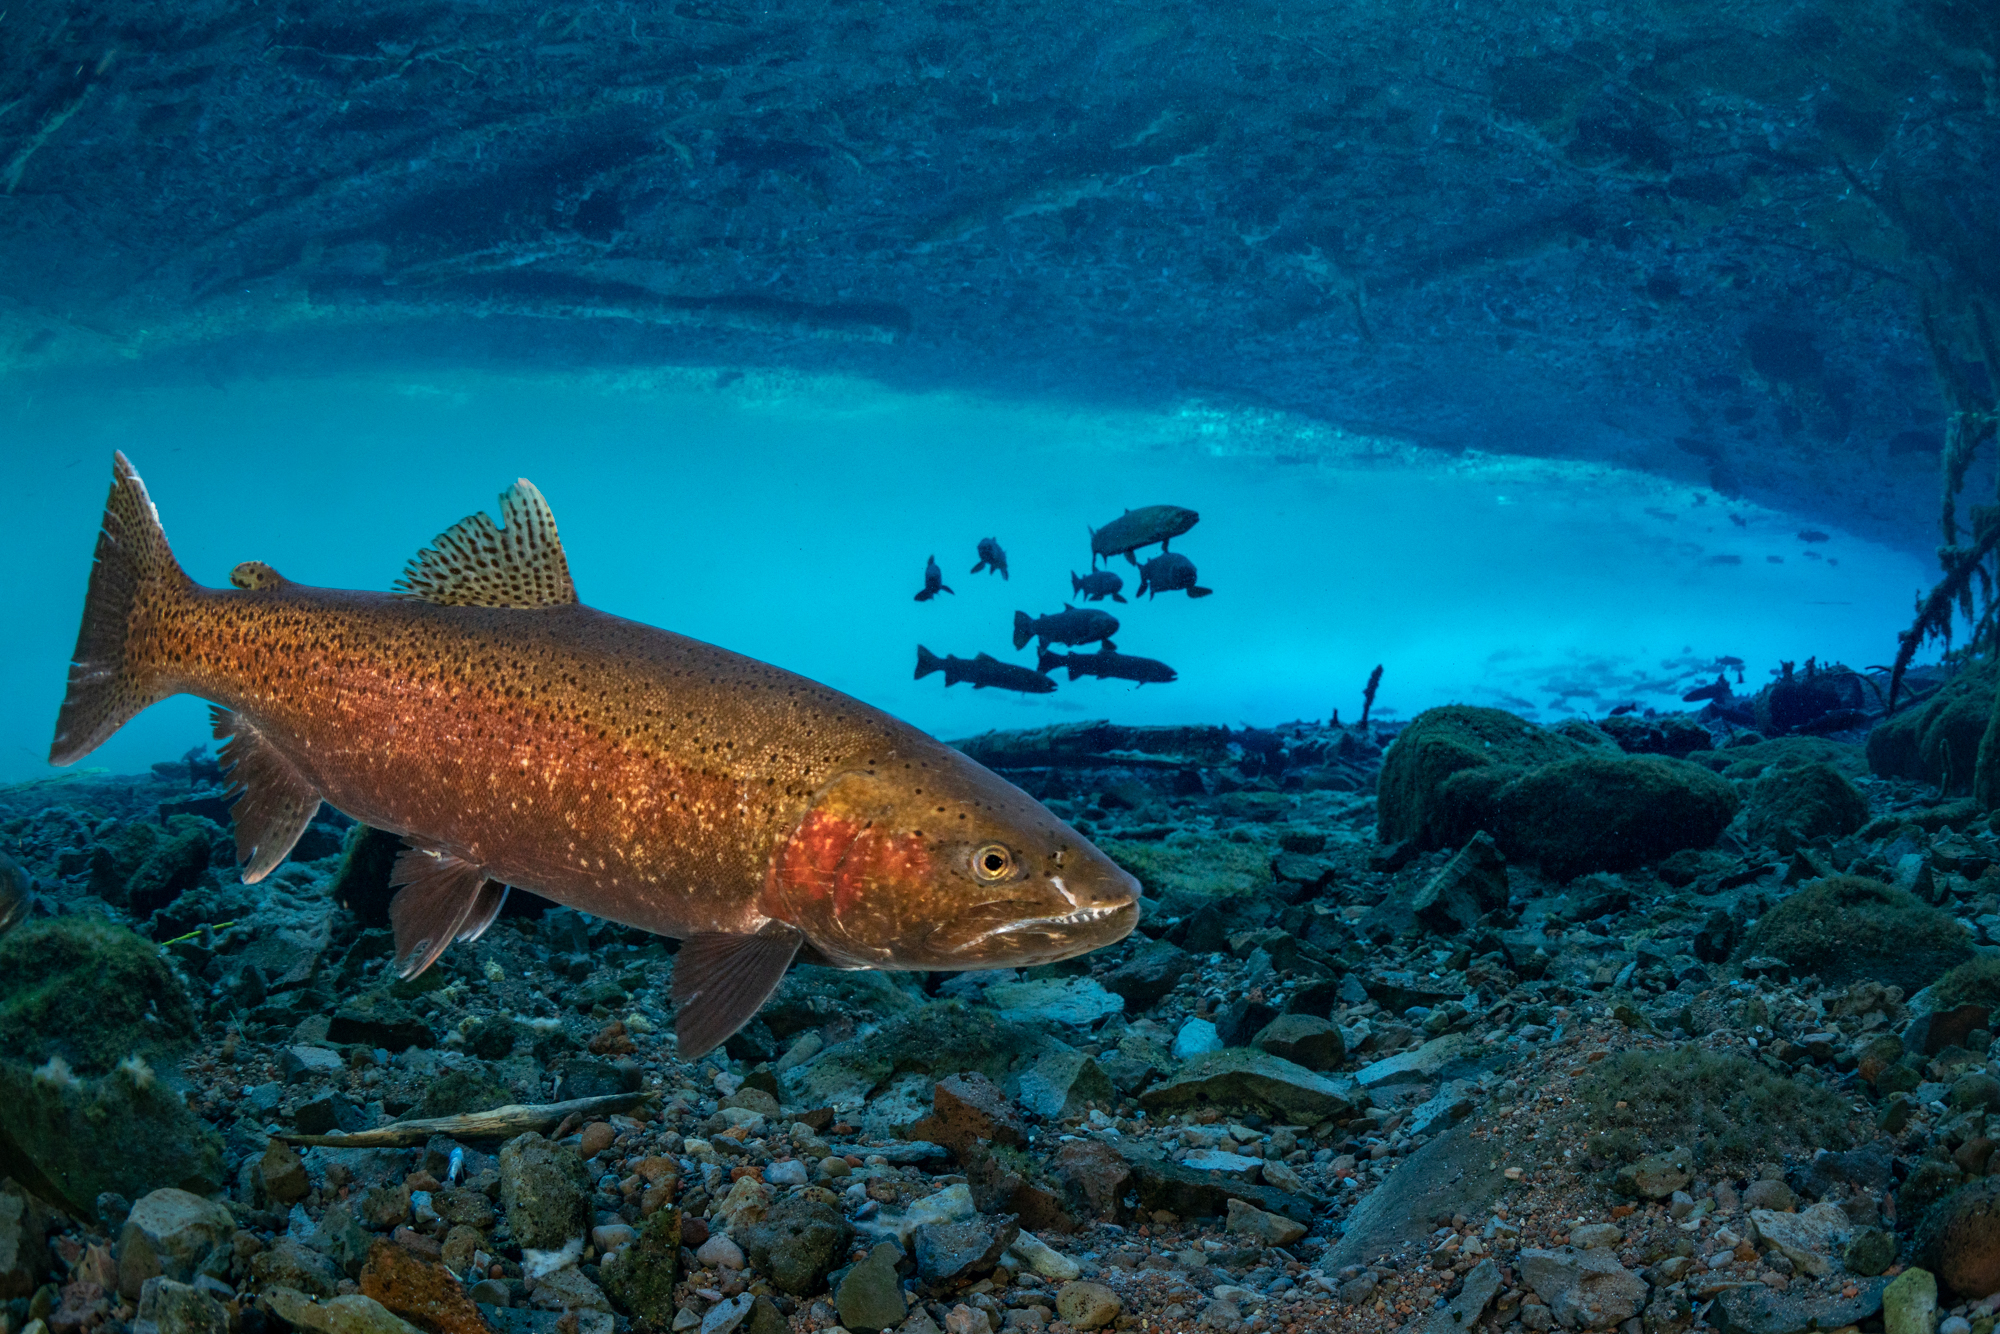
[{"left": 1, "top": 366, "right": 1930, "bottom": 783}]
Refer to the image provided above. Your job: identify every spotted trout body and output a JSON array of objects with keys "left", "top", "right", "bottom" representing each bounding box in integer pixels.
[{"left": 52, "top": 456, "right": 1139, "bottom": 1055}]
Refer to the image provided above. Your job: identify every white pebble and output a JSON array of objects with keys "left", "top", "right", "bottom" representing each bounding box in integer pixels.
[
  {"left": 1172, "top": 1018, "right": 1224, "bottom": 1059},
  {"left": 765, "top": 1160, "right": 809, "bottom": 1187},
  {"left": 591, "top": 1224, "right": 636, "bottom": 1253},
  {"left": 700, "top": 1294, "right": 753, "bottom": 1334}
]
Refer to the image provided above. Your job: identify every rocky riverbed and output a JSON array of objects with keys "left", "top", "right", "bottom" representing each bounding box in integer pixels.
[{"left": 7, "top": 682, "right": 2000, "bottom": 1334}]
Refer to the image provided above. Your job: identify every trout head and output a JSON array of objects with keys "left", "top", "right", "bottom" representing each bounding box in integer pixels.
[{"left": 764, "top": 748, "right": 1139, "bottom": 971}]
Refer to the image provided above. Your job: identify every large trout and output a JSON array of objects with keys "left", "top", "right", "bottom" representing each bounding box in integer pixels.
[{"left": 51, "top": 454, "right": 1139, "bottom": 1056}]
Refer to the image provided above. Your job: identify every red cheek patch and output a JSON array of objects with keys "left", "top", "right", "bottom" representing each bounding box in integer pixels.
[{"left": 768, "top": 808, "right": 933, "bottom": 926}]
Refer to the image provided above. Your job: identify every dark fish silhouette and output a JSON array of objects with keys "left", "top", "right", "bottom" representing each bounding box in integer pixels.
[
  {"left": 1798, "top": 530, "right": 1830, "bottom": 543},
  {"left": 971, "top": 538, "right": 1009, "bottom": 580},
  {"left": 50, "top": 455, "right": 1137, "bottom": 1059},
  {"left": 1090, "top": 505, "right": 1200, "bottom": 566},
  {"left": 1038, "top": 647, "right": 1177, "bottom": 685},
  {"left": 0, "top": 853, "right": 31, "bottom": 937},
  {"left": 916, "top": 646, "right": 1056, "bottom": 694},
  {"left": 1070, "top": 570, "right": 1126, "bottom": 603},
  {"left": 1136, "top": 552, "right": 1212, "bottom": 599},
  {"left": 1682, "top": 674, "right": 1734, "bottom": 703},
  {"left": 914, "top": 555, "right": 954, "bottom": 602},
  {"left": 1013, "top": 605, "right": 1119, "bottom": 652}
]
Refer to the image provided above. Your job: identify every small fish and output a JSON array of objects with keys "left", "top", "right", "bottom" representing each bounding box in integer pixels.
[
  {"left": 914, "top": 555, "right": 954, "bottom": 602},
  {"left": 1069, "top": 570, "right": 1126, "bottom": 603},
  {"left": 1038, "top": 647, "right": 1177, "bottom": 685},
  {"left": 970, "top": 538, "right": 1009, "bottom": 580},
  {"left": 1798, "top": 530, "right": 1830, "bottom": 543},
  {"left": 1682, "top": 675, "right": 1734, "bottom": 703},
  {"left": 1090, "top": 504, "right": 1200, "bottom": 566},
  {"left": 1013, "top": 605, "right": 1119, "bottom": 652},
  {"left": 1715, "top": 656, "right": 1745, "bottom": 669},
  {"left": 49, "top": 454, "right": 1139, "bottom": 1060},
  {"left": 916, "top": 646, "right": 1056, "bottom": 694},
  {"left": 0, "top": 853, "right": 32, "bottom": 936},
  {"left": 1609, "top": 702, "right": 1638, "bottom": 716},
  {"left": 1136, "top": 552, "right": 1213, "bottom": 599}
]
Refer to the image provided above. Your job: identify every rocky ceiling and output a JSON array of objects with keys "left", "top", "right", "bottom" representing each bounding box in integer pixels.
[{"left": 1, "top": 0, "right": 1995, "bottom": 553}]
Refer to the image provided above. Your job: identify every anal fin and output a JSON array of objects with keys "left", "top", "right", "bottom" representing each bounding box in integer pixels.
[
  {"left": 212, "top": 706, "right": 322, "bottom": 883},
  {"left": 458, "top": 880, "right": 511, "bottom": 944},
  {"left": 671, "top": 920, "right": 806, "bottom": 1059},
  {"left": 388, "top": 846, "right": 492, "bottom": 979}
]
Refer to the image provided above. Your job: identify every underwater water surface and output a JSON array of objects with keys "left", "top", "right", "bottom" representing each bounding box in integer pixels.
[{"left": 0, "top": 367, "right": 1928, "bottom": 783}]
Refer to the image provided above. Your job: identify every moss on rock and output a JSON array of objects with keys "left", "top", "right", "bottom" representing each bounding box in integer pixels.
[
  {"left": 1691, "top": 736, "right": 1868, "bottom": 781},
  {"left": 1931, "top": 958, "right": 2000, "bottom": 1014},
  {"left": 1914, "top": 1177, "right": 2000, "bottom": 1299},
  {"left": 0, "top": 1060, "right": 224, "bottom": 1218},
  {"left": 1575, "top": 1046, "right": 1853, "bottom": 1173},
  {"left": 1098, "top": 835, "right": 1275, "bottom": 913},
  {"left": 1743, "top": 760, "right": 1870, "bottom": 849},
  {"left": 1490, "top": 753, "right": 1739, "bottom": 880},
  {"left": 1869, "top": 660, "right": 1999, "bottom": 794},
  {"left": 1377, "top": 706, "right": 1584, "bottom": 849},
  {"left": 1737, "top": 875, "right": 1972, "bottom": 991},
  {"left": 0, "top": 918, "right": 199, "bottom": 1076}
]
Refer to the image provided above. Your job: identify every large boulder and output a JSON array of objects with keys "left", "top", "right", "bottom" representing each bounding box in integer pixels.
[
  {"left": 1489, "top": 753, "right": 1739, "bottom": 879},
  {"left": 0, "top": 918, "right": 200, "bottom": 1076},
  {"left": 1916, "top": 1178, "right": 2000, "bottom": 1299},
  {"left": 1139, "top": 1049, "right": 1362, "bottom": 1121},
  {"left": 1743, "top": 761, "right": 1870, "bottom": 850},
  {"left": 1870, "top": 661, "right": 1999, "bottom": 794},
  {"left": 0, "top": 1059, "right": 223, "bottom": 1219},
  {"left": 1377, "top": 706, "right": 1584, "bottom": 849},
  {"left": 118, "top": 1189, "right": 237, "bottom": 1301},
  {"left": 1737, "top": 876, "right": 1972, "bottom": 992}
]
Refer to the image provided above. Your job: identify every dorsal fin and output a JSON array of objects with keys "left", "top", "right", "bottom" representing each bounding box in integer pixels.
[
  {"left": 396, "top": 480, "right": 578, "bottom": 608},
  {"left": 230, "top": 561, "right": 290, "bottom": 590}
]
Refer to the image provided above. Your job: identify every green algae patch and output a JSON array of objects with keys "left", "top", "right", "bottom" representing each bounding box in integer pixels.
[
  {"left": 1377, "top": 705, "right": 1584, "bottom": 849},
  {"left": 1930, "top": 957, "right": 2000, "bottom": 1014},
  {"left": 1575, "top": 1046, "right": 1853, "bottom": 1173},
  {"left": 1738, "top": 875, "right": 1972, "bottom": 992},
  {"left": 0, "top": 917, "right": 200, "bottom": 1076},
  {"left": 1100, "top": 834, "right": 1274, "bottom": 913},
  {"left": 1691, "top": 736, "right": 1868, "bottom": 781}
]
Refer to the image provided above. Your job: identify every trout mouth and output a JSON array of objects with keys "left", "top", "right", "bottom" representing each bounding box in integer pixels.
[{"left": 927, "top": 873, "right": 1140, "bottom": 962}]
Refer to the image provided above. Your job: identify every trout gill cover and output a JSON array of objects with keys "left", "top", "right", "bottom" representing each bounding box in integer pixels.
[{"left": 48, "top": 454, "right": 1140, "bottom": 1057}]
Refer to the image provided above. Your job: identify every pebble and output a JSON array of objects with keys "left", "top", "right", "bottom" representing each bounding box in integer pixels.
[
  {"left": 764, "top": 1160, "right": 808, "bottom": 1187},
  {"left": 699, "top": 1293, "right": 753, "bottom": 1334},
  {"left": 1172, "top": 1018, "right": 1224, "bottom": 1059},
  {"left": 579, "top": 1122, "right": 617, "bottom": 1157},
  {"left": 1054, "top": 1281, "right": 1121, "bottom": 1331},
  {"left": 696, "top": 1235, "right": 746, "bottom": 1270}
]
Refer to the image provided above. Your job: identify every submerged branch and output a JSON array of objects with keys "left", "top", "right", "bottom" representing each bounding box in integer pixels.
[{"left": 273, "top": 1091, "right": 652, "bottom": 1148}]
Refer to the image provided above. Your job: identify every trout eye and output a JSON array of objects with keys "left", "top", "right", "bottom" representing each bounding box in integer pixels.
[{"left": 972, "top": 844, "right": 1015, "bottom": 882}]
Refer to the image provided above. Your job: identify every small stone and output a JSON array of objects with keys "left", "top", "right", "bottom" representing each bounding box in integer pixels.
[
  {"left": 258, "top": 1142, "right": 310, "bottom": 1206},
  {"left": 578, "top": 1122, "right": 617, "bottom": 1158},
  {"left": 1224, "top": 1198, "right": 1306, "bottom": 1247},
  {"left": 118, "top": 1188, "right": 237, "bottom": 1301},
  {"left": 358, "top": 1238, "right": 492, "bottom": 1334},
  {"left": 590, "top": 1224, "right": 635, "bottom": 1255},
  {"left": 469, "top": 1279, "right": 509, "bottom": 1307},
  {"left": 1171, "top": 1018, "right": 1224, "bottom": 1059},
  {"left": 1743, "top": 1179, "right": 1797, "bottom": 1212},
  {"left": 1883, "top": 1266, "right": 1937, "bottom": 1334},
  {"left": 1250, "top": 1014, "right": 1345, "bottom": 1071},
  {"left": 835, "top": 1242, "right": 908, "bottom": 1333},
  {"left": 598, "top": 1202, "right": 681, "bottom": 1325},
  {"left": 1568, "top": 1223, "right": 1622, "bottom": 1250},
  {"left": 530, "top": 1266, "right": 611, "bottom": 1314},
  {"left": 1517, "top": 1247, "right": 1647, "bottom": 1329},
  {"left": 944, "top": 1305, "right": 993, "bottom": 1334},
  {"left": 736, "top": 1196, "right": 852, "bottom": 1299},
  {"left": 249, "top": 1239, "right": 343, "bottom": 1298},
  {"left": 1005, "top": 1231, "right": 1080, "bottom": 1282},
  {"left": 498, "top": 1133, "right": 591, "bottom": 1253},
  {"left": 1053, "top": 1281, "right": 1120, "bottom": 1331},
  {"left": 913, "top": 1214, "right": 1019, "bottom": 1285},
  {"left": 1749, "top": 1202, "right": 1851, "bottom": 1277},
  {"left": 1845, "top": 1226, "right": 1896, "bottom": 1277},
  {"left": 1613, "top": 1146, "right": 1693, "bottom": 1201},
  {"left": 696, "top": 1235, "right": 746, "bottom": 1270},
  {"left": 281, "top": 1045, "right": 345, "bottom": 1084},
  {"left": 700, "top": 1293, "right": 753, "bottom": 1334},
  {"left": 764, "top": 1160, "right": 808, "bottom": 1187},
  {"left": 135, "top": 1277, "right": 228, "bottom": 1334}
]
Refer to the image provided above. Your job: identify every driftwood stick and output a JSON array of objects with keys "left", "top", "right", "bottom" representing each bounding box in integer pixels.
[{"left": 273, "top": 1091, "right": 653, "bottom": 1148}]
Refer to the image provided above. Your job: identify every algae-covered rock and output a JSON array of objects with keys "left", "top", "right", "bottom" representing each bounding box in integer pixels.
[
  {"left": 0, "top": 917, "right": 200, "bottom": 1076},
  {"left": 599, "top": 1202, "right": 680, "bottom": 1321},
  {"left": 122, "top": 815, "right": 224, "bottom": 917},
  {"left": 1377, "top": 706, "right": 1585, "bottom": 849},
  {"left": 407, "top": 1066, "right": 511, "bottom": 1121},
  {"left": 1139, "top": 1048, "right": 1363, "bottom": 1121},
  {"left": 1575, "top": 1046, "right": 1851, "bottom": 1171},
  {"left": 1098, "top": 834, "right": 1275, "bottom": 912},
  {"left": 1692, "top": 736, "right": 1868, "bottom": 781},
  {"left": 758, "top": 964, "right": 921, "bottom": 1040},
  {"left": 1870, "top": 661, "right": 1999, "bottom": 794},
  {"left": 1490, "top": 753, "right": 1739, "bottom": 879},
  {"left": 1738, "top": 875, "right": 1972, "bottom": 992},
  {"left": 1743, "top": 760, "right": 1870, "bottom": 850},
  {"left": 1597, "top": 714, "right": 1713, "bottom": 759},
  {"left": 781, "top": 1000, "right": 1044, "bottom": 1109},
  {"left": 0, "top": 1059, "right": 223, "bottom": 1219},
  {"left": 497, "top": 1133, "right": 591, "bottom": 1253},
  {"left": 327, "top": 824, "right": 403, "bottom": 928}
]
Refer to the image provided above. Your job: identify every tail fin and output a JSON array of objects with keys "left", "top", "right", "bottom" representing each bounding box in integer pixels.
[
  {"left": 1012, "top": 611, "right": 1032, "bottom": 651},
  {"left": 1070, "top": 572, "right": 1082, "bottom": 596},
  {"left": 915, "top": 645, "right": 942, "bottom": 680},
  {"left": 50, "top": 453, "right": 189, "bottom": 765}
]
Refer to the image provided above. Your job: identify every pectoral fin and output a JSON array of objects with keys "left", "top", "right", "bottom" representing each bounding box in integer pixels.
[
  {"left": 671, "top": 920, "right": 806, "bottom": 1059},
  {"left": 211, "top": 706, "right": 322, "bottom": 883},
  {"left": 388, "top": 846, "right": 494, "bottom": 979}
]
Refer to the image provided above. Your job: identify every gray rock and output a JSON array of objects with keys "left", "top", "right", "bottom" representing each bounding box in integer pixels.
[
  {"left": 281, "top": 1046, "right": 345, "bottom": 1085},
  {"left": 529, "top": 1266, "right": 610, "bottom": 1313},
  {"left": 1423, "top": 1258, "right": 1501, "bottom": 1334},
  {"left": 1326, "top": 1123, "right": 1508, "bottom": 1274},
  {"left": 0, "top": 1183, "right": 48, "bottom": 1299},
  {"left": 736, "top": 1197, "right": 851, "bottom": 1297},
  {"left": 1711, "top": 1279, "right": 1886, "bottom": 1334},
  {"left": 1516, "top": 1247, "right": 1647, "bottom": 1330},
  {"left": 1749, "top": 1202, "right": 1851, "bottom": 1278},
  {"left": 118, "top": 1189, "right": 236, "bottom": 1302},
  {"left": 1139, "top": 1049, "right": 1363, "bottom": 1121},
  {"left": 1846, "top": 1226, "right": 1896, "bottom": 1277},
  {"left": 1013, "top": 1050, "right": 1112, "bottom": 1119},
  {"left": 1054, "top": 1281, "right": 1120, "bottom": 1331},
  {"left": 1410, "top": 832, "right": 1508, "bottom": 935},
  {"left": 1353, "top": 1034, "right": 1472, "bottom": 1089},
  {"left": 135, "top": 1277, "right": 228, "bottom": 1334},
  {"left": 498, "top": 1133, "right": 591, "bottom": 1252},
  {"left": 294, "top": 1091, "right": 365, "bottom": 1136},
  {"left": 249, "top": 1239, "right": 342, "bottom": 1298},
  {"left": 1099, "top": 941, "right": 1196, "bottom": 1009},
  {"left": 1250, "top": 1015, "right": 1344, "bottom": 1071},
  {"left": 1742, "top": 1178, "right": 1796, "bottom": 1212},
  {"left": 1116, "top": 1144, "right": 1317, "bottom": 1224},
  {"left": 1613, "top": 1146, "right": 1693, "bottom": 1201},
  {"left": 1223, "top": 1199, "right": 1305, "bottom": 1247},
  {"left": 913, "top": 1213, "right": 1019, "bottom": 1285},
  {"left": 984, "top": 978, "right": 1123, "bottom": 1027},
  {"left": 835, "top": 1242, "right": 908, "bottom": 1333}
]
